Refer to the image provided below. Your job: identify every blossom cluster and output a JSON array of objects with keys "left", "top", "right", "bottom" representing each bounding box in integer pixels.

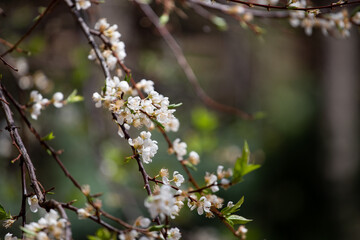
[
  {"left": 88, "top": 18, "right": 126, "bottom": 70},
  {"left": 288, "top": 0, "right": 360, "bottom": 37},
  {"left": 29, "top": 90, "right": 64, "bottom": 120},
  {"left": 187, "top": 193, "right": 224, "bottom": 218},
  {"left": 5, "top": 210, "right": 67, "bottom": 240},
  {"left": 144, "top": 185, "right": 183, "bottom": 220},
  {"left": 203, "top": 165, "right": 233, "bottom": 192},
  {"left": 159, "top": 168, "right": 185, "bottom": 187},
  {"left": 93, "top": 77, "right": 181, "bottom": 163},
  {"left": 128, "top": 131, "right": 158, "bottom": 164},
  {"left": 118, "top": 217, "right": 158, "bottom": 240},
  {"left": 24, "top": 209, "right": 66, "bottom": 240}
]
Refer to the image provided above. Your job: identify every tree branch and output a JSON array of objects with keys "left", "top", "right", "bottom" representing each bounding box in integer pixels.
[
  {"left": 0, "top": 0, "right": 60, "bottom": 57},
  {"left": 0, "top": 84, "right": 44, "bottom": 202},
  {"left": 135, "top": 1, "right": 254, "bottom": 120}
]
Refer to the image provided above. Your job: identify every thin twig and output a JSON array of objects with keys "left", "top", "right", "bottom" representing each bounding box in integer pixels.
[
  {"left": 227, "top": 0, "right": 360, "bottom": 11},
  {"left": 188, "top": 0, "right": 289, "bottom": 18},
  {"left": 20, "top": 158, "right": 27, "bottom": 229},
  {"left": 63, "top": 0, "right": 111, "bottom": 80},
  {"left": 62, "top": 203, "right": 123, "bottom": 234},
  {"left": 0, "top": 37, "right": 30, "bottom": 54},
  {"left": 0, "top": 84, "right": 44, "bottom": 202},
  {"left": 2, "top": 85, "right": 83, "bottom": 191},
  {"left": 3, "top": 84, "right": 138, "bottom": 232},
  {"left": 135, "top": 1, "right": 254, "bottom": 120},
  {"left": 1, "top": 0, "right": 60, "bottom": 57},
  {"left": 0, "top": 55, "right": 18, "bottom": 71}
]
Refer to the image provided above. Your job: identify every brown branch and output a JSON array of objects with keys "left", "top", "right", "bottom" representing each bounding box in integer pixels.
[
  {"left": 2, "top": 85, "right": 83, "bottom": 191},
  {"left": 188, "top": 0, "right": 290, "bottom": 18},
  {"left": 63, "top": 0, "right": 111, "bottom": 80},
  {"left": 135, "top": 1, "right": 254, "bottom": 120},
  {"left": 227, "top": 0, "right": 360, "bottom": 11},
  {"left": 20, "top": 159, "right": 27, "bottom": 229},
  {"left": 0, "top": 38, "right": 30, "bottom": 54},
  {"left": 0, "top": 55, "right": 18, "bottom": 71},
  {"left": 0, "top": 84, "right": 44, "bottom": 202},
  {"left": 89, "top": 29, "right": 145, "bottom": 98},
  {"left": 2, "top": 84, "right": 139, "bottom": 233},
  {"left": 62, "top": 203, "right": 123, "bottom": 234},
  {"left": 0, "top": 0, "right": 60, "bottom": 57}
]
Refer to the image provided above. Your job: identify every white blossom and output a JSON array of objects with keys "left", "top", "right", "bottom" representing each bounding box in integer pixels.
[
  {"left": 134, "top": 216, "right": 151, "bottom": 228},
  {"left": 136, "top": 79, "right": 154, "bottom": 94},
  {"left": 23, "top": 209, "right": 66, "bottom": 240},
  {"left": 36, "top": 231, "right": 49, "bottom": 240},
  {"left": 144, "top": 185, "right": 177, "bottom": 219},
  {"left": 172, "top": 171, "right": 184, "bottom": 187},
  {"left": 204, "top": 172, "right": 219, "bottom": 192},
  {"left": 128, "top": 131, "right": 158, "bottom": 164},
  {"left": 28, "top": 195, "right": 39, "bottom": 213},
  {"left": 197, "top": 196, "right": 211, "bottom": 215},
  {"left": 75, "top": 0, "right": 91, "bottom": 10},
  {"left": 5, "top": 233, "right": 17, "bottom": 240},
  {"left": 77, "top": 208, "right": 91, "bottom": 219},
  {"left": 167, "top": 227, "right": 181, "bottom": 240},
  {"left": 173, "top": 139, "right": 187, "bottom": 160},
  {"left": 188, "top": 151, "right": 200, "bottom": 165},
  {"left": 119, "top": 230, "right": 138, "bottom": 240},
  {"left": 52, "top": 92, "right": 64, "bottom": 108}
]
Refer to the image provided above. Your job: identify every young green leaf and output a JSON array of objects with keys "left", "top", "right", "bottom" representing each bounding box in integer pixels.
[
  {"left": 41, "top": 132, "right": 55, "bottom": 141},
  {"left": 211, "top": 16, "right": 228, "bottom": 31},
  {"left": 0, "top": 203, "right": 11, "bottom": 220},
  {"left": 221, "top": 196, "right": 244, "bottom": 216},
  {"left": 226, "top": 214, "right": 252, "bottom": 227},
  {"left": 66, "top": 89, "right": 84, "bottom": 103},
  {"left": 232, "top": 141, "right": 260, "bottom": 184},
  {"left": 87, "top": 228, "right": 116, "bottom": 240},
  {"left": 21, "top": 226, "right": 37, "bottom": 236},
  {"left": 151, "top": 118, "right": 165, "bottom": 129},
  {"left": 124, "top": 74, "right": 131, "bottom": 83},
  {"left": 168, "top": 103, "right": 183, "bottom": 109},
  {"left": 159, "top": 14, "right": 169, "bottom": 26},
  {"left": 149, "top": 224, "right": 167, "bottom": 231}
]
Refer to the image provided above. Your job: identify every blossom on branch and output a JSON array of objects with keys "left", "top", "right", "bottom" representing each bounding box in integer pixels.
[
  {"left": 28, "top": 195, "right": 39, "bottom": 213},
  {"left": 75, "top": 0, "right": 91, "bottom": 10}
]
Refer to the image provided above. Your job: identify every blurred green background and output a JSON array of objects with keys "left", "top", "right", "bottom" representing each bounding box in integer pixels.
[{"left": 0, "top": 0, "right": 359, "bottom": 239}]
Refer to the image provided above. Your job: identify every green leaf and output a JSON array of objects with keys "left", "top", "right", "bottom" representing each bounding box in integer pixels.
[
  {"left": 226, "top": 214, "right": 252, "bottom": 226},
  {"left": 87, "top": 228, "right": 116, "bottom": 240},
  {"left": 149, "top": 224, "right": 167, "bottom": 231},
  {"left": 0, "top": 203, "right": 11, "bottom": 220},
  {"left": 66, "top": 89, "right": 84, "bottom": 103},
  {"left": 221, "top": 196, "right": 244, "bottom": 216},
  {"left": 159, "top": 14, "right": 169, "bottom": 26},
  {"left": 46, "top": 149, "right": 52, "bottom": 156},
  {"left": 184, "top": 161, "right": 197, "bottom": 171},
  {"left": 211, "top": 16, "right": 228, "bottom": 31},
  {"left": 124, "top": 74, "right": 132, "bottom": 83},
  {"left": 151, "top": 118, "right": 165, "bottom": 129},
  {"left": 232, "top": 141, "right": 260, "bottom": 184},
  {"left": 41, "top": 132, "right": 55, "bottom": 141},
  {"left": 168, "top": 103, "right": 183, "bottom": 109},
  {"left": 21, "top": 226, "right": 37, "bottom": 236}
]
